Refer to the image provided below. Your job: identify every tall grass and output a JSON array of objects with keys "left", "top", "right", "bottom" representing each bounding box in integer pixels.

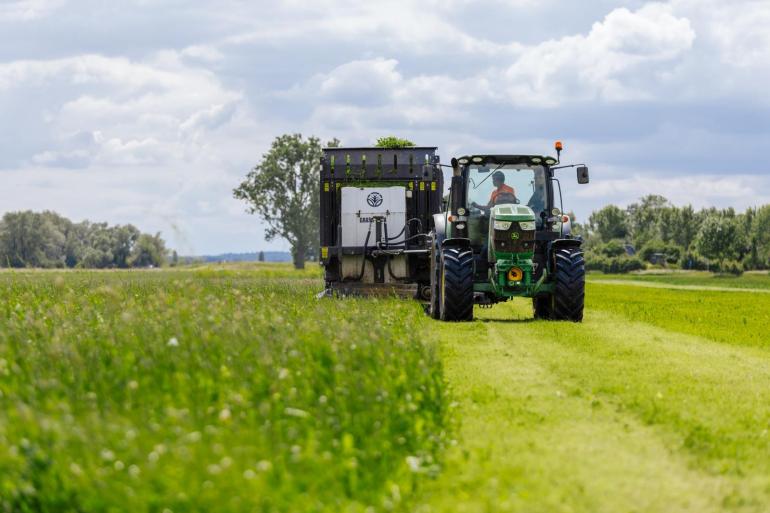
[{"left": 0, "top": 268, "right": 449, "bottom": 512}]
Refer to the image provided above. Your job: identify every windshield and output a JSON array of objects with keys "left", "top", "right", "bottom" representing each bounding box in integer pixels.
[{"left": 467, "top": 164, "right": 548, "bottom": 218}]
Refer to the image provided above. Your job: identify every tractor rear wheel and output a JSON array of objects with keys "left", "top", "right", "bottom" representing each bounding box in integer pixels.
[
  {"left": 551, "top": 247, "right": 585, "bottom": 322},
  {"left": 439, "top": 247, "right": 474, "bottom": 321}
]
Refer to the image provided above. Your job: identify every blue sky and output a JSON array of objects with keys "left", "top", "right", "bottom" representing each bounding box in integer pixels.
[{"left": 2, "top": 0, "right": 769, "bottom": 254}]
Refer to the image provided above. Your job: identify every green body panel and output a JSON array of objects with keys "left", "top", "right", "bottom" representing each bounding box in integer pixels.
[{"left": 482, "top": 204, "right": 543, "bottom": 298}]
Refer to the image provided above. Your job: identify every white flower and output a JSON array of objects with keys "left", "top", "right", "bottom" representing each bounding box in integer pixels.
[
  {"left": 167, "top": 337, "right": 179, "bottom": 347},
  {"left": 405, "top": 456, "right": 421, "bottom": 472}
]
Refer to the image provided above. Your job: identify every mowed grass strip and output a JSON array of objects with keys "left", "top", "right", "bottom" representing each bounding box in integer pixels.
[
  {"left": 589, "top": 271, "right": 770, "bottom": 291},
  {"left": 0, "top": 267, "right": 449, "bottom": 512},
  {"left": 418, "top": 286, "right": 770, "bottom": 512},
  {"left": 587, "top": 282, "right": 770, "bottom": 348}
]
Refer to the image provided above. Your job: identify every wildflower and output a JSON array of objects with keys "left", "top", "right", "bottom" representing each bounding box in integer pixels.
[
  {"left": 218, "top": 408, "right": 231, "bottom": 422},
  {"left": 284, "top": 407, "right": 310, "bottom": 418},
  {"left": 167, "top": 337, "right": 179, "bottom": 347},
  {"left": 405, "top": 456, "right": 421, "bottom": 472}
]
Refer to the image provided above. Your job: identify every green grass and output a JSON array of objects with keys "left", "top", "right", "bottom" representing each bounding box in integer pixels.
[
  {"left": 6, "top": 265, "right": 770, "bottom": 512},
  {"left": 0, "top": 266, "right": 449, "bottom": 512},
  {"left": 413, "top": 282, "right": 770, "bottom": 512},
  {"left": 589, "top": 271, "right": 770, "bottom": 290},
  {"left": 585, "top": 282, "right": 770, "bottom": 348}
]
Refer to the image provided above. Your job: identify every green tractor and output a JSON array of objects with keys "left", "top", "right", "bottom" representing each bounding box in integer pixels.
[{"left": 428, "top": 142, "right": 590, "bottom": 321}]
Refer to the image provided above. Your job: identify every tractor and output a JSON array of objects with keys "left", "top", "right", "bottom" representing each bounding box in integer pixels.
[{"left": 428, "top": 142, "right": 590, "bottom": 321}]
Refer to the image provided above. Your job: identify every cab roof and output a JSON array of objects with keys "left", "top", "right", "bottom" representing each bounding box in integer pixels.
[{"left": 456, "top": 154, "right": 558, "bottom": 166}]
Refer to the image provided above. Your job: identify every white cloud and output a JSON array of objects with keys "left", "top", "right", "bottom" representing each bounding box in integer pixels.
[
  {"left": 2, "top": 0, "right": 770, "bottom": 253},
  {"left": 0, "top": 53, "right": 243, "bottom": 168},
  {"left": 503, "top": 4, "right": 695, "bottom": 106},
  {"left": 0, "top": 0, "right": 64, "bottom": 20}
]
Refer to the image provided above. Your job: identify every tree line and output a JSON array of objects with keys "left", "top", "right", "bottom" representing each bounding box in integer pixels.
[
  {"left": 575, "top": 195, "right": 770, "bottom": 274},
  {"left": 0, "top": 211, "right": 168, "bottom": 269}
]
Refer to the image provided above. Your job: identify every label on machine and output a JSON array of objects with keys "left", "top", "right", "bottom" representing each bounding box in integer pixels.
[{"left": 340, "top": 187, "right": 407, "bottom": 247}]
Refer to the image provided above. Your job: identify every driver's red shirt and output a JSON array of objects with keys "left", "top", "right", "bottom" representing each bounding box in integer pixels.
[{"left": 490, "top": 184, "right": 515, "bottom": 204}]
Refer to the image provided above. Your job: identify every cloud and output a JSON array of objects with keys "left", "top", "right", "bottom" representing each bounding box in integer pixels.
[
  {"left": 0, "top": 53, "right": 243, "bottom": 169},
  {"left": 2, "top": 0, "right": 770, "bottom": 253},
  {"left": 503, "top": 4, "right": 696, "bottom": 106},
  {"left": 0, "top": 0, "right": 64, "bottom": 20}
]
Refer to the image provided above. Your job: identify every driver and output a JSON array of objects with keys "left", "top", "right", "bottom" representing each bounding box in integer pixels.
[
  {"left": 528, "top": 172, "right": 547, "bottom": 215},
  {"left": 472, "top": 171, "right": 516, "bottom": 212}
]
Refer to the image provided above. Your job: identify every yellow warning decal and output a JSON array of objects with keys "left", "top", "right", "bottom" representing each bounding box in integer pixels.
[
  {"left": 408, "top": 182, "right": 414, "bottom": 189},
  {"left": 321, "top": 247, "right": 328, "bottom": 259},
  {"left": 431, "top": 181, "right": 437, "bottom": 191},
  {"left": 419, "top": 182, "right": 425, "bottom": 191},
  {"left": 324, "top": 182, "right": 330, "bottom": 192}
]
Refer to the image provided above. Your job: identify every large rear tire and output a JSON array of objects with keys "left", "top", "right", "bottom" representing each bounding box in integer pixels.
[
  {"left": 439, "top": 247, "right": 474, "bottom": 321},
  {"left": 551, "top": 247, "right": 585, "bottom": 322}
]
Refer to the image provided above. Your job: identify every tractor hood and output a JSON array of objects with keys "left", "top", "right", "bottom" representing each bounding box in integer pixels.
[{"left": 491, "top": 204, "right": 536, "bottom": 223}]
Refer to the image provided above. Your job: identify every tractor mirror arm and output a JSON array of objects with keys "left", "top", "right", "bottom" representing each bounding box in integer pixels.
[{"left": 550, "top": 163, "right": 586, "bottom": 171}]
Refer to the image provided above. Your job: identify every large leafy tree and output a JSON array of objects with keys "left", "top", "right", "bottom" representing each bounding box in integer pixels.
[
  {"left": 695, "top": 213, "right": 744, "bottom": 264},
  {"left": 234, "top": 134, "right": 338, "bottom": 269},
  {"left": 588, "top": 205, "right": 628, "bottom": 242}
]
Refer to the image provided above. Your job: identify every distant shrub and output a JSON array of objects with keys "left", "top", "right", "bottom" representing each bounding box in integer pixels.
[
  {"left": 598, "top": 239, "right": 627, "bottom": 258},
  {"left": 713, "top": 259, "right": 744, "bottom": 275},
  {"left": 679, "top": 251, "right": 709, "bottom": 271},
  {"left": 375, "top": 136, "right": 416, "bottom": 148},
  {"left": 639, "top": 239, "right": 683, "bottom": 264},
  {"left": 586, "top": 254, "right": 644, "bottom": 273}
]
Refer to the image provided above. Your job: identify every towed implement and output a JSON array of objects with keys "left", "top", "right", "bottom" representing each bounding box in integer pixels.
[{"left": 318, "top": 147, "right": 443, "bottom": 299}]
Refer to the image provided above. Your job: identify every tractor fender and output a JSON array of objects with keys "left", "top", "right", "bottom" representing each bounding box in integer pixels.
[
  {"left": 546, "top": 238, "right": 583, "bottom": 271},
  {"left": 440, "top": 237, "right": 471, "bottom": 250}
]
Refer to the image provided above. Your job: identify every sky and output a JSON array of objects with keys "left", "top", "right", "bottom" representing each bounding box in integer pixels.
[{"left": 2, "top": 0, "right": 769, "bottom": 254}]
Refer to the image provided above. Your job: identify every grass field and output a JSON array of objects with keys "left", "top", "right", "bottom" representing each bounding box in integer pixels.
[
  {"left": 3, "top": 266, "right": 770, "bottom": 512},
  {"left": 0, "top": 266, "right": 448, "bottom": 512},
  {"left": 589, "top": 270, "right": 770, "bottom": 290}
]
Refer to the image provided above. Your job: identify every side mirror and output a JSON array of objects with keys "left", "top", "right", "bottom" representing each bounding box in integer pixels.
[{"left": 577, "top": 166, "right": 589, "bottom": 184}]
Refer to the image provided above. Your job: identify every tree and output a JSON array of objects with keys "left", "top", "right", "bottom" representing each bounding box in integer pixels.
[
  {"left": 588, "top": 205, "right": 628, "bottom": 242},
  {"left": 234, "top": 134, "right": 338, "bottom": 270},
  {"left": 748, "top": 205, "right": 770, "bottom": 269},
  {"left": 626, "top": 195, "right": 669, "bottom": 247},
  {"left": 375, "top": 136, "right": 415, "bottom": 148},
  {"left": 0, "top": 211, "right": 66, "bottom": 268},
  {"left": 129, "top": 233, "right": 167, "bottom": 268},
  {"left": 258, "top": 250, "right": 265, "bottom": 262},
  {"left": 695, "top": 214, "right": 743, "bottom": 265}
]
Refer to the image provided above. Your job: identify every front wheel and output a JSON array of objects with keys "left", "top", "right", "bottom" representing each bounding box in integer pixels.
[
  {"left": 551, "top": 247, "right": 585, "bottom": 322},
  {"left": 439, "top": 247, "right": 474, "bottom": 322}
]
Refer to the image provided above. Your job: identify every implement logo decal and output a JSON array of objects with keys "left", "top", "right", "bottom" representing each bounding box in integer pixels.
[
  {"left": 510, "top": 232, "right": 520, "bottom": 240},
  {"left": 367, "top": 192, "right": 383, "bottom": 207}
]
